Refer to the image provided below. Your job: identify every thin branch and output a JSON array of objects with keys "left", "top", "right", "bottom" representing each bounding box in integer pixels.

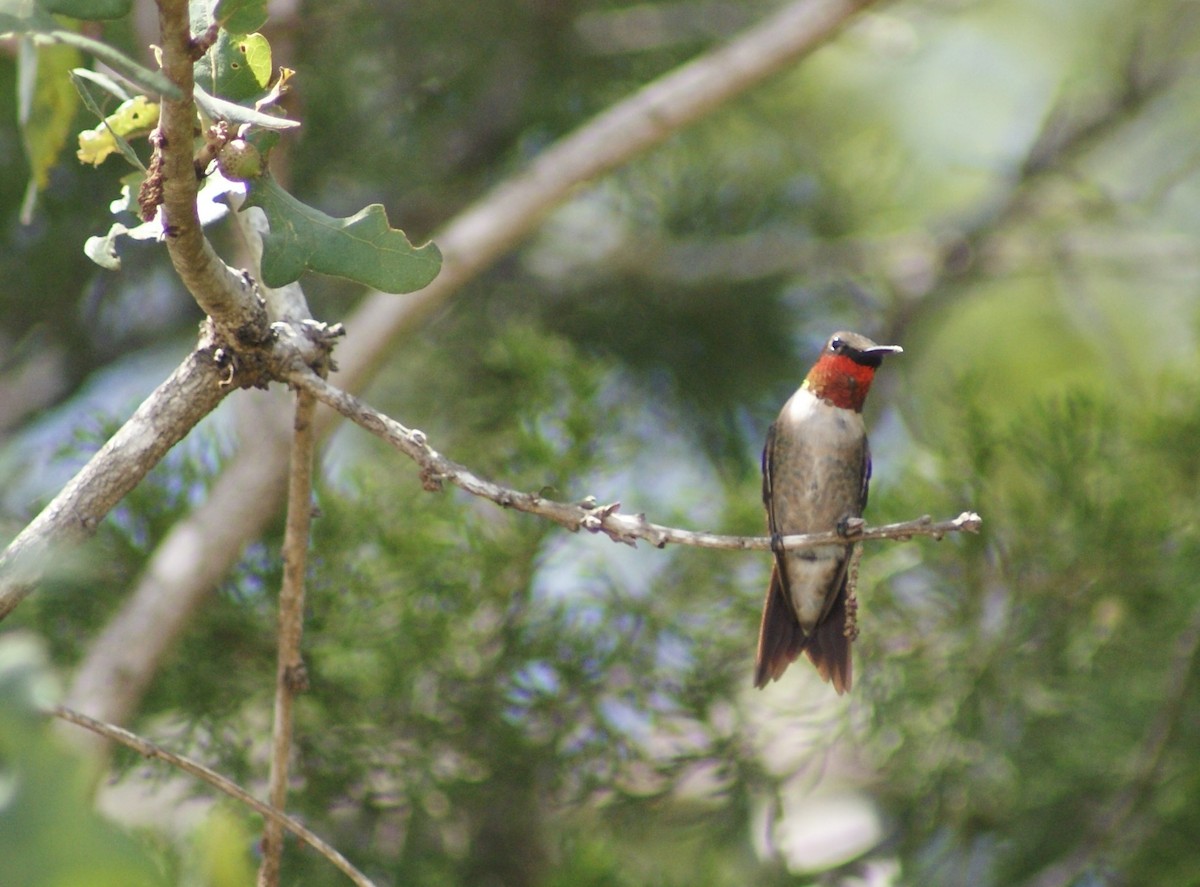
[
  {"left": 52, "top": 705, "right": 378, "bottom": 887},
  {"left": 0, "top": 342, "right": 231, "bottom": 620},
  {"left": 61, "top": 0, "right": 886, "bottom": 728},
  {"left": 289, "top": 368, "right": 982, "bottom": 551},
  {"left": 258, "top": 389, "right": 317, "bottom": 887}
]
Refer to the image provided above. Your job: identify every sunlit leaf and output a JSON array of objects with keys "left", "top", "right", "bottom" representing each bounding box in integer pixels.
[
  {"left": 194, "top": 83, "right": 298, "bottom": 129},
  {"left": 75, "top": 94, "right": 158, "bottom": 166},
  {"left": 85, "top": 170, "right": 241, "bottom": 269},
  {"left": 195, "top": 30, "right": 271, "bottom": 101},
  {"left": 214, "top": 0, "right": 267, "bottom": 35},
  {"left": 242, "top": 175, "right": 442, "bottom": 292}
]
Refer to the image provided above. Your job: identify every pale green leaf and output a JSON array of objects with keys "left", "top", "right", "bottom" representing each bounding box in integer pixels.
[
  {"left": 214, "top": 0, "right": 267, "bottom": 34},
  {"left": 195, "top": 30, "right": 271, "bottom": 101},
  {"left": 194, "top": 83, "right": 299, "bottom": 129}
]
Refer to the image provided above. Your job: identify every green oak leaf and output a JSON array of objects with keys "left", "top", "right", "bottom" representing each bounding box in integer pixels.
[
  {"left": 195, "top": 30, "right": 271, "bottom": 101},
  {"left": 37, "top": 0, "right": 132, "bottom": 20},
  {"left": 214, "top": 0, "right": 266, "bottom": 33},
  {"left": 243, "top": 175, "right": 442, "bottom": 293}
]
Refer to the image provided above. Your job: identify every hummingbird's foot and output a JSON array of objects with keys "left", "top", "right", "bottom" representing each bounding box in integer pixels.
[
  {"left": 844, "top": 594, "right": 860, "bottom": 641},
  {"left": 770, "top": 532, "right": 785, "bottom": 555},
  {"left": 836, "top": 515, "right": 865, "bottom": 538},
  {"left": 844, "top": 542, "right": 862, "bottom": 641}
]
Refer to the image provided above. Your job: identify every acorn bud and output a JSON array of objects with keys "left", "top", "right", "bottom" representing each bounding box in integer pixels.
[{"left": 216, "top": 138, "right": 264, "bottom": 181}]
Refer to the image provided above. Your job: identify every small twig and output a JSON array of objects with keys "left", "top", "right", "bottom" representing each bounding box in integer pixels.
[
  {"left": 51, "top": 705, "right": 377, "bottom": 887},
  {"left": 258, "top": 389, "right": 317, "bottom": 887},
  {"left": 289, "top": 368, "right": 982, "bottom": 551}
]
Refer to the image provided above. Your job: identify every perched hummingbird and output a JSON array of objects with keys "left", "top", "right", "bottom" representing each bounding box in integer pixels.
[{"left": 755, "top": 331, "right": 902, "bottom": 693}]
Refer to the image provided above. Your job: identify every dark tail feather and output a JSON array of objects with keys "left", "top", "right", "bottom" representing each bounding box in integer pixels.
[
  {"left": 754, "top": 566, "right": 853, "bottom": 694},
  {"left": 804, "top": 586, "right": 852, "bottom": 694},
  {"left": 754, "top": 564, "right": 805, "bottom": 688}
]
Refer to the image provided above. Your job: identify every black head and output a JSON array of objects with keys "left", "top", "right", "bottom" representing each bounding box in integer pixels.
[{"left": 824, "top": 331, "right": 904, "bottom": 368}]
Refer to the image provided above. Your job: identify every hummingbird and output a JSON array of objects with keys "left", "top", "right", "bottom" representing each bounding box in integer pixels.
[{"left": 755, "top": 331, "right": 902, "bottom": 693}]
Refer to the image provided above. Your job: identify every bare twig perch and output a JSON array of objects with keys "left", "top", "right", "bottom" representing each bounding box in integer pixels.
[
  {"left": 289, "top": 368, "right": 982, "bottom": 551},
  {"left": 52, "top": 705, "right": 378, "bottom": 887}
]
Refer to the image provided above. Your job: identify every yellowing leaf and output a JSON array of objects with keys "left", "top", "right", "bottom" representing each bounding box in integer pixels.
[
  {"left": 76, "top": 95, "right": 159, "bottom": 166},
  {"left": 21, "top": 41, "right": 81, "bottom": 192}
]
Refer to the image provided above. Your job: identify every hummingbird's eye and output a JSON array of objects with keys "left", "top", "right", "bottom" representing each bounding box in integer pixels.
[{"left": 829, "top": 337, "right": 844, "bottom": 352}]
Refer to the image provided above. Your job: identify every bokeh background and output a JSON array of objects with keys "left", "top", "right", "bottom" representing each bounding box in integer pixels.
[{"left": 3, "top": 0, "right": 1200, "bottom": 884}]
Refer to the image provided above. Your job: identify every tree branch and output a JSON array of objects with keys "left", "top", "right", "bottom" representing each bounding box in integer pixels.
[
  {"left": 289, "top": 368, "right": 982, "bottom": 551},
  {"left": 62, "top": 0, "right": 886, "bottom": 730},
  {"left": 59, "top": 396, "right": 291, "bottom": 747},
  {"left": 153, "top": 0, "right": 270, "bottom": 347},
  {"left": 52, "top": 705, "right": 378, "bottom": 887},
  {"left": 258, "top": 389, "right": 317, "bottom": 887},
  {"left": 0, "top": 341, "right": 231, "bottom": 619}
]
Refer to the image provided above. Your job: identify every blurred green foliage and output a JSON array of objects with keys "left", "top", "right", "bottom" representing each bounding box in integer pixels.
[
  {"left": 4, "top": 0, "right": 1200, "bottom": 885},
  {"left": 0, "top": 635, "right": 165, "bottom": 887}
]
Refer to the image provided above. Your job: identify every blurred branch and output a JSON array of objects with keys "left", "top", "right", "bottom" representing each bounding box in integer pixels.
[
  {"left": 335, "top": 0, "right": 881, "bottom": 392},
  {"left": 0, "top": 342, "right": 231, "bottom": 620},
  {"left": 1019, "top": 600, "right": 1200, "bottom": 887},
  {"left": 258, "top": 389, "right": 317, "bottom": 887},
  {"left": 59, "top": 395, "right": 289, "bottom": 748},
  {"left": 52, "top": 705, "right": 378, "bottom": 887},
  {"left": 64, "top": 0, "right": 884, "bottom": 729},
  {"left": 290, "top": 367, "right": 982, "bottom": 551},
  {"left": 888, "top": 26, "right": 1185, "bottom": 342}
]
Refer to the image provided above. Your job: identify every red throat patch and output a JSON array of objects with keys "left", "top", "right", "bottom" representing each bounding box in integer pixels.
[{"left": 802, "top": 354, "right": 877, "bottom": 411}]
